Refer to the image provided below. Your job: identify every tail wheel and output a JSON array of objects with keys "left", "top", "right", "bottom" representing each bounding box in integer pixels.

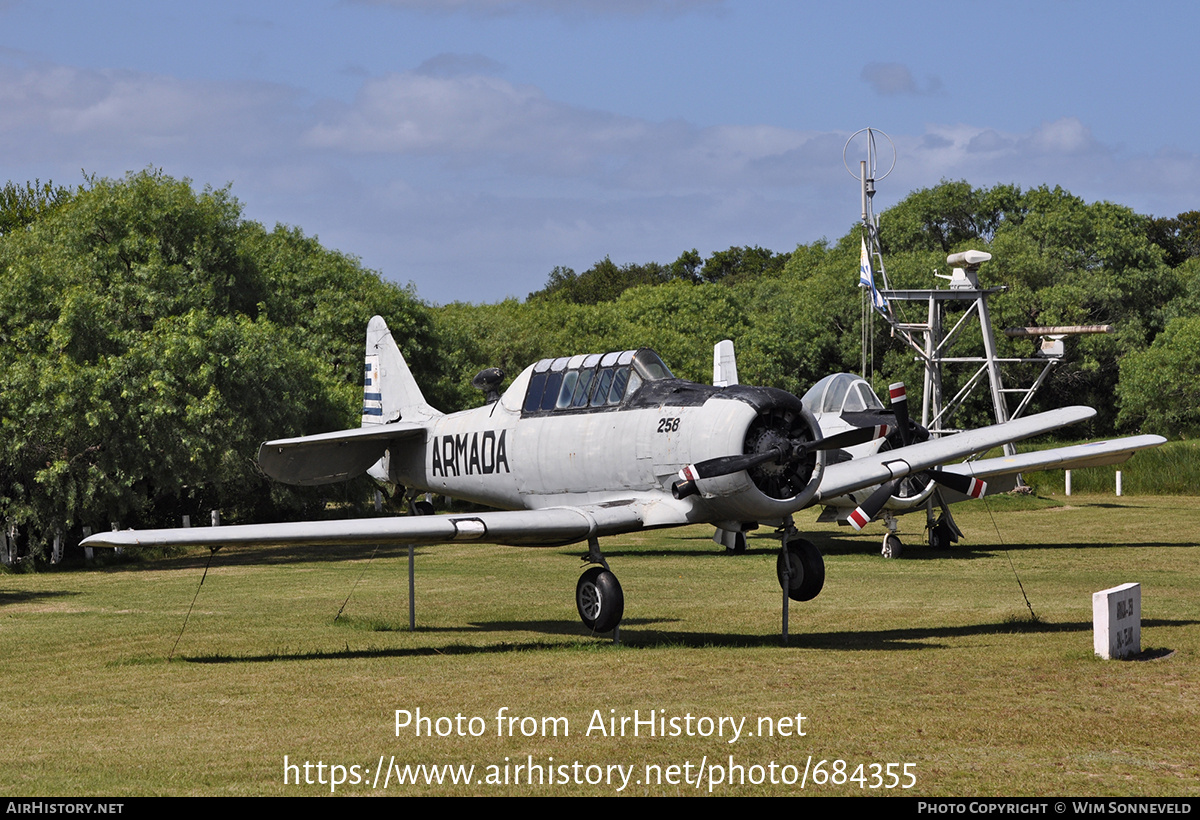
[
  {"left": 576, "top": 567, "right": 624, "bottom": 633},
  {"left": 776, "top": 538, "right": 825, "bottom": 601}
]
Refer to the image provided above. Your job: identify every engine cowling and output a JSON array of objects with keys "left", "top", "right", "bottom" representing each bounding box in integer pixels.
[{"left": 685, "top": 386, "right": 825, "bottom": 519}]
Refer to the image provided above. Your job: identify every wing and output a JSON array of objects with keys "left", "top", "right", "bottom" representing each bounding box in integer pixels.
[
  {"left": 80, "top": 500, "right": 659, "bottom": 551},
  {"left": 257, "top": 422, "right": 425, "bottom": 486},
  {"left": 934, "top": 434, "right": 1166, "bottom": 498},
  {"left": 814, "top": 406, "right": 1096, "bottom": 502}
]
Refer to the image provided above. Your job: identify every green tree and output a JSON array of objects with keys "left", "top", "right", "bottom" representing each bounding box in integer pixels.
[
  {"left": 879, "top": 180, "right": 1024, "bottom": 254},
  {"left": 527, "top": 257, "right": 676, "bottom": 304},
  {"left": 0, "top": 179, "right": 70, "bottom": 236},
  {"left": 698, "top": 245, "right": 788, "bottom": 284},
  {"left": 1146, "top": 210, "right": 1200, "bottom": 268},
  {"left": 1117, "top": 316, "right": 1200, "bottom": 436},
  {"left": 0, "top": 170, "right": 433, "bottom": 550}
]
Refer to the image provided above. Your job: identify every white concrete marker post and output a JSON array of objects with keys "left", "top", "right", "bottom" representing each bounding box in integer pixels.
[{"left": 1093, "top": 582, "right": 1141, "bottom": 659}]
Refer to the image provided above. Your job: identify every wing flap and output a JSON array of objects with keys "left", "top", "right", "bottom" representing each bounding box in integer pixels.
[
  {"left": 815, "top": 406, "right": 1097, "bottom": 502},
  {"left": 257, "top": 422, "right": 425, "bottom": 486}
]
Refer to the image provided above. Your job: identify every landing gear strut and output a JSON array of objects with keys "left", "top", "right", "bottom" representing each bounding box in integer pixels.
[
  {"left": 577, "top": 536, "right": 623, "bottom": 640},
  {"left": 776, "top": 517, "right": 826, "bottom": 645},
  {"left": 881, "top": 515, "right": 902, "bottom": 559},
  {"left": 925, "top": 497, "right": 962, "bottom": 550}
]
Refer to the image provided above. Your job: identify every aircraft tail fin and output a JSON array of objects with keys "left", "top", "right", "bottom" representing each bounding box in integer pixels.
[
  {"left": 362, "top": 315, "right": 441, "bottom": 425},
  {"left": 713, "top": 339, "right": 738, "bottom": 387}
]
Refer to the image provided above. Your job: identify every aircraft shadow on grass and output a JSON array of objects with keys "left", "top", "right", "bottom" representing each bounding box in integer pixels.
[
  {"left": 0, "top": 589, "right": 79, "bottom": 607},
  {"left": 178, "top": 616, "right": 1195, "bottom": 663}
]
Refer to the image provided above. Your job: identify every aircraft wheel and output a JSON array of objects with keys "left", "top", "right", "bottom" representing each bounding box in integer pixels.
[
  {"left": 928, "top": 521, "right": 953, "bottom": 550},
  {"left": 776, "top": 538, "right": 825, "bottom": 602},
  {"left": 412, "top": 500, "right": 435, "bottom": 516},
  {"left": 881, "top": 534, "right": 903, "bottom": 559},
  {"left": 729, "top": 532, "right": 747, "bottom": 553},
  {"left": 576, "top": 567, "right": 624, "bottom": 633}
]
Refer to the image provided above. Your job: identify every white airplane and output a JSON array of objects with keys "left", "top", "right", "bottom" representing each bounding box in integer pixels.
[
  {"left": 710, "top": 348, "right": 1164, "bottom": 558},
  {"left": 83, "top": 317, "right": 1165, "bottom": 634}
]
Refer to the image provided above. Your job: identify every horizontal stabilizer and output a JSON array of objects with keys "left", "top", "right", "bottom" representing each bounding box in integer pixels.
[{"left": 257, "top": 423, "right": 424, "bottom": 486}]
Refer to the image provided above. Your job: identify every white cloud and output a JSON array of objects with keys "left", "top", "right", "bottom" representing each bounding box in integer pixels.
[
  {"left": 3, "top": 55, "right": 1199, "bottom": 303},
  {"left": 302, "top": 69, "right": 828, "bottom": 192},
  {"left": 0, "top": 63, "right": 302, "bottom": 164}
]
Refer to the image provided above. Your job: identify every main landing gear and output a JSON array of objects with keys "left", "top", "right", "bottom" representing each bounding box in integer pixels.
[
  {"left": 576, "top": 525, "right": 829, "bottom": 644},
  {"left": 775, "top": 517, "right": 826, "bottom": 645},
  {"left": 577, "top": 536, "right": 624, "bottom": 639},
  {"left": 776, "top": 537, "right": 825, "bottom": 602}
]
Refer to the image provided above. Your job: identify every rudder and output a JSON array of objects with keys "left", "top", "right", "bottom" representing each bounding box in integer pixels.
[{"left": 362, "top": 315, "right": 441, "bottom": 425}]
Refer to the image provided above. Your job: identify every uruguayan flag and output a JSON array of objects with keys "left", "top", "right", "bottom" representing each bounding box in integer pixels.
[{"left": 859, "top": 237, "right": 888, "bottom": 311}]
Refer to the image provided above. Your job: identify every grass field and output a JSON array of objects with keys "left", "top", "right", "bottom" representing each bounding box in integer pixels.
[{"left": 2, "top": 494, "right": 1197, "bottom": 796}]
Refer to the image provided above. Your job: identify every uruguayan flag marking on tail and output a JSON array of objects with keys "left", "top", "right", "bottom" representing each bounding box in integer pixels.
[{"left": 362, "top": 354, "right": 383, "bottom": 421}]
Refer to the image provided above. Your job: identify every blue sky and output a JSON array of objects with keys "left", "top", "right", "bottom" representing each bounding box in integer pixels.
[{"left": 2, "top": 1, "right": 1196, "bottom": 304}]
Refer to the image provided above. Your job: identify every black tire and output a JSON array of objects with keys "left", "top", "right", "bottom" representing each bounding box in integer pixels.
[
  {"left": 928, "top": 520, "right": 954, "bottom": 550},
  {"left": 881, "top": 534, "right": 903, "bottom": 559},
  {"left": 576, "top": 567, "right": 624, "bottom": 633},
  {"left": 776, "top": 538, "right": 825, "bottom": 601},
  {"left": 412, "top": 500, "right": 435, "bottom": 516}
]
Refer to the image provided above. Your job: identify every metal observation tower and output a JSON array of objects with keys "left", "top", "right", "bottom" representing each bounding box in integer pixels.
[{"left": 845, "top": 128, "right": 1109, "bottom": 454}]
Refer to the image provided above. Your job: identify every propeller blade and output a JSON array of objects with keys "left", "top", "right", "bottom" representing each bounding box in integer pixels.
[
  {"left": 681, "top": 424, "right": 891, "bottom": 483},
  {"left": 683, "top": 447, "right": 787, "bottom": 481},
  {"left": 803, "top": 423, "right": 890, "bottom": 453},
  {"left": 888, "top": 382, "right": 913, "bottom": 447},
  {"left": 927, "top": 468, "right": 987, "bottom": 499},
  {"left": 847, "top": 478, "right": 900, "bottom": 531}
]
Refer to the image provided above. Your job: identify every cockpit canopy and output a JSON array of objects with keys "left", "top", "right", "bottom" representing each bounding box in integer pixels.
[
  {"left": 801, "top": 373, "right": 884, "bottom": 416},
  {"left": 522, "top": 348, "right": 674, "bottom": 414}
]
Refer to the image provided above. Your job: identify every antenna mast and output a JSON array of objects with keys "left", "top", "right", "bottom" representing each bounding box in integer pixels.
[
  {"left": 843, "top": 128, "right": 1080, "bottom": 453},
  {"left": 844, "top": 128, "right": 896, "bottom": 378}
]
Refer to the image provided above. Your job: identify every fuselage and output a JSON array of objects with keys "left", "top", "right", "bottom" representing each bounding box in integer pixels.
[{"left": 386, "top": 349, "right": 825, "bottom": 524}]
